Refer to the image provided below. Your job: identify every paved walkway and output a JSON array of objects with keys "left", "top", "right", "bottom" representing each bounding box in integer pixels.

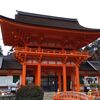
[
  {"left": 96, "top": 99, "right": 100, "bottom": 100},
  {"left": 43, "top": 92, "right": 55, "bottom": 100}
]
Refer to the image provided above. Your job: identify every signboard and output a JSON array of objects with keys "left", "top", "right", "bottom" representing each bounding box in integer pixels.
[
  {"left": 83, "top": 76, "right": 98, "bottom": 85},
  {"left": 0, "top": 76, "right": 13, "bottom": 86}
]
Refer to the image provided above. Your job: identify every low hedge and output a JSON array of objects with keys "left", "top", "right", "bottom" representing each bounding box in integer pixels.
[{"left": 16, "top": 85, "right": 44, "bottom": 100}]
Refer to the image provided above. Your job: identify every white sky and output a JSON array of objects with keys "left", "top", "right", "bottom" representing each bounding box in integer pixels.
[{"left": 0, "top": 0, "right": 100, "bottom": 55}]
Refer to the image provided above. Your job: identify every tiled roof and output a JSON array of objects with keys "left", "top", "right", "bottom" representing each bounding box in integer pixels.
[
  {"left": 80, "top": 61, "right": 95, "bottom": 71},
  {"left": 87, "top": 61, "right": 100, "bottom": 71},
  {"left": 1, "top": 54, "right": 21, "bottom": 70},
  {"left": 0, "top": 54, "right": 100, "bottom": 71},
  {"left": 15, "top": 11, "right": 100, "bottom": 31}
]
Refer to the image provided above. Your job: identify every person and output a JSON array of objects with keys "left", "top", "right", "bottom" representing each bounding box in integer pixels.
[
  {"left": 88, "top": 89, "right": 92, "bottom": 96},
  {"left": 87, "top": 85, "right": 91, "bottom": 91},
  {"left": 11, "top": 86, "right": 17, "bottom": 94},
  {"left": 84, "top": 86, "right": 89, "bottom": 93}
]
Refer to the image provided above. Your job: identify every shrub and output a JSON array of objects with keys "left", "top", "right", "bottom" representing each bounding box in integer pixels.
[
  {"left": 16, "top": 85, "right": 44, "bottom": 100},
  {"left": 90, "top": 83, "right": 97, "bottom": 88}
]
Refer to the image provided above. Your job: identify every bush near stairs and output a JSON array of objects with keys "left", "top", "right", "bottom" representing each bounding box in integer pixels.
[{"left": 16, "top": 85, "right": 44, "bottom": 100}]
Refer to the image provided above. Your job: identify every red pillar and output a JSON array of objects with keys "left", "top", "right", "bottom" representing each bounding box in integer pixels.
[
  {"left": 36, "top": 63, "right": 41, "bottom": 86},
  {"left": 70, "top": 69, "right": 74, "bottom": 91},
  {"left": 75, "top": 65, "right": 80, "bottom": 91},
  {"left": 22, "top": 63, "right": 26, "bottom": 86},
  {"left": 63, "top": 64, "right": 67, "bottom": 92},
  {"left": 58, "top": 71, "right": 61, "bottom": 91}
]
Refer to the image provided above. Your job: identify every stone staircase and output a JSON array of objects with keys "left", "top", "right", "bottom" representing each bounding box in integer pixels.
[{"left": 43, "top": 92, "right": 55, "bottom": 100}]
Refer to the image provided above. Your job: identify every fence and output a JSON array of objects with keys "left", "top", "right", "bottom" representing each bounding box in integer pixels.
[
  {"left": 53, "top": 91, "right": 94, "bottom": 100},
  {"left": 0, "top": 95, "right": 15, "bottom": 100},
  {"left": 92, "top": 90, "right": 100, "bottom": 99},
  {"left": 0, "top": 91, "right": 96, "bottom": 100}
]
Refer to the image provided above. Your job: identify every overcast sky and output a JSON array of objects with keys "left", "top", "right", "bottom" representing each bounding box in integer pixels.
[{"left": 0, "top": 0, "right": 100, "bottom": 55}]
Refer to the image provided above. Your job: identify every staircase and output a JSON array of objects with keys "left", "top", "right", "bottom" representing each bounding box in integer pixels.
[{"left": 44, "top": 92, "right": 55, "bottom": 100}]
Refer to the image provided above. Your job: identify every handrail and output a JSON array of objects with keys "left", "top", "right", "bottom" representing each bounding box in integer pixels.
[
  {"left": 14, "top": 47, "right": 89, "bottom": 57},
  {"left": 92, "top": 90, "right": 100, "bottom": 98},
  {"left": 53, "top": 91, "right": 93, "bottom": 100}
]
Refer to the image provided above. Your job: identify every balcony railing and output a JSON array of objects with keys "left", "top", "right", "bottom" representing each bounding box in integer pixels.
[
  {"left": 14, "top": 47, "right": 89, "bottom": 57},
  {"left": 53, "top": 91, "right": 93, "bottom": 100}
]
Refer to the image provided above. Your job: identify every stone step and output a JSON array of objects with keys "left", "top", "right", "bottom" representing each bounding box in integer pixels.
[{"left": 43, "top": 92, "right": 55, "bottom": 100}]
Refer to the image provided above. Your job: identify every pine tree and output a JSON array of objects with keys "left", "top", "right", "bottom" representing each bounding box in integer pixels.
[{"left": 83, "top": 39, "right": 100, "bottom": 61}]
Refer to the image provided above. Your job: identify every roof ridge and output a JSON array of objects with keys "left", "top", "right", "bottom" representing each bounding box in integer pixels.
[
  {"left": 87, "top": 60, "right": 97, "bottom": 71},
  {"left": 16, "top": 10, "right": 78, "bottom": 22}
]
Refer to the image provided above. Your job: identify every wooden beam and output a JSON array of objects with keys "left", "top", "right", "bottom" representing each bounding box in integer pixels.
[
  {"left": 39, "top": 54, "right": 42, "bottom": 63},
  {"left": 63, "top": 56, "right": 68, "bottom": 64}
]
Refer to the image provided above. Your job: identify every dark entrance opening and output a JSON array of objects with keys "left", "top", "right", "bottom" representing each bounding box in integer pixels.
[
  {"left": 41, "top": 75, "right": 58, "bottom": 91},
  {"left": 67, "top": 76, "right": 71, "bottom": 91}
]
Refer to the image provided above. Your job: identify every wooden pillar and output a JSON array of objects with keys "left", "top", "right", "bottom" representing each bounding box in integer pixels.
[
  {"left": 20, "top": 74, "right": 22, "bottom": 85},
  {"left": 70, "top": 68, "right": 74, "bottom": 91},
  {"left": 58, "top": 71, "right": 61, "bottom": 91},
  {"left": 36, "top": 63, "right": 41, "bottom": 86},
  {"left": 72, "top": 66, "right": 77, "bottom": 91},
  {"left": 22, "top": 63, "right": 26, "bottom": 86},
  {"left": 34, "top": 70, "right": 37, "bottom": 85},
  {"left": 75, "top": 65, "right": 80, "bottom": 91},
  {"left": 63, "top": 64, "right": 67, "bottom": 92}
]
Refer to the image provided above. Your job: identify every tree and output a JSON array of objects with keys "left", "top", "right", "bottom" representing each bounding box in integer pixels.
[{"left": 83, "top": 39, "right": 100, "bottom": 61}]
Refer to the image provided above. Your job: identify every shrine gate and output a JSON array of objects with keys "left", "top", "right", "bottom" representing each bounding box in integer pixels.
[{"left": 0, "top": 11, "right": 100, "bottom": 92}]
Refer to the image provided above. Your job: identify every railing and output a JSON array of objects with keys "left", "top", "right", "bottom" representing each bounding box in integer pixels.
[
  {"left": 0, "top": 95, "right": 16, "bottom": 100},
  {"left": 92, "top": 90, "right": 100, "bottom": 98},
  {"left": 14, "top": 47, "right": 90, "bottom": 66},
  {"left": 14, "top": 47, "right": 89, "bottom": 56},
  {"left": 0, "top": 91, "right": 95, "bottom": 100},
  {"left": 53, "top": 91, "right": 93, "bottom": 100}
]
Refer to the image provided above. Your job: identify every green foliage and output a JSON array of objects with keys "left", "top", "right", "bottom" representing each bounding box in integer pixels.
[
  {"left": 90, "top": 83, "right": 100, "bottom": 89},
  {"left": 90, "top": 83, "right": 97, "bottom": 87},
  {"left": 97, "top": 84, "right": 100, "bottom": 89},
  {"left": 83, "top": 39, "right": 100, "bottom": 60},
  {"left": 16, "top": 85, "right": 44, "bottom": 100}
]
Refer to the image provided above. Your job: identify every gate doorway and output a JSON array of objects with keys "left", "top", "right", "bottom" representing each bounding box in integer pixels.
[
  {"left": 67, "top": 76, "right": 71, "bottom": 91},
  {"left": 41, "top": 75, "right": 58, "bottom": 91}
]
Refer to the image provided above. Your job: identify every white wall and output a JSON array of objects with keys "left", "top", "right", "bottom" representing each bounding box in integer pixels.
[{"left": 0, "top": 76, "right": 13, "bottom": 86}]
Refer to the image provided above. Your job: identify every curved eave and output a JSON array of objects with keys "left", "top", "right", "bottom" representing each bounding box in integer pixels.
[
  {"left": 16, "top": 10, "right": 78, "bottom": 22},
  {"left": 0, "top": 15, "right": 100, "bottom": 50},
  {"left": 1, "top": 15, "right": 100, "bottom": 32},
  {"left": 16, "top": 10, "right": 100, "bottom": 31}
]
